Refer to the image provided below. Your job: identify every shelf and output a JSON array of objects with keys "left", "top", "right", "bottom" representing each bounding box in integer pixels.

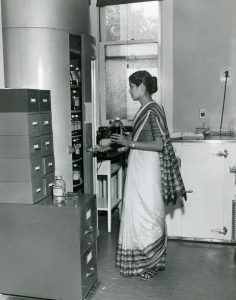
[
  {"left": 71, "top": 131, "right": 82, "bottom": 137},
  {"left": 71, "top": 110, "right": 81, "bottom": 114},
  {"left": 70, "top": 85, "right": 80, "bottom": 89},
  {"left": 73, "top": 157, "right": 83, "bottom": 163},
  {"left": 70, "top": 49, "right": 81, "bottom": 55},
  {"left": 73, "top": 182, "right": 83, "bottom": 189}
]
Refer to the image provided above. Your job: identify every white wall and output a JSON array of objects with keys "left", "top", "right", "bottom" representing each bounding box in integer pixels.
[
  {"left": 173, "top": 0, "right": 236, "bottom": 132},
  {"left": 0, "top": 0, "right": 5, "bottom": 87}
]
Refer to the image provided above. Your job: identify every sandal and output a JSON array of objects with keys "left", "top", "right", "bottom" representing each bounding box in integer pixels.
[{"left": 139, "top": 266, "right": 159, "bottom": 280}]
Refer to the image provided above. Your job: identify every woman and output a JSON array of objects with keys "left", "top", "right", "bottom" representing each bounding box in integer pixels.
[{"left": 110, "top": 70, "right": 186, "bottom": 280}]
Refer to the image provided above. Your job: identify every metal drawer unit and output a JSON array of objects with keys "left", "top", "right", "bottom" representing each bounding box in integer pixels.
[
  {"left": 0, "top": 88, "right": 55, "bottom": 204},
  {"left": 0, "top": 193, "right": 97, "bottom": 300}
]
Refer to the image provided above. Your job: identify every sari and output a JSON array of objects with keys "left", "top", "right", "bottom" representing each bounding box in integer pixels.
[{"left": 116, "top": 101, "right": 186, "bottom": 277}]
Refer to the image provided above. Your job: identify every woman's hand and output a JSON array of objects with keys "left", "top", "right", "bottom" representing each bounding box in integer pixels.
[
  {"left": 93, "top": 145, "right": 112, "bottom": 153},
  {"left": 110, "top": 134, "right": 130, "bottom": 147}
]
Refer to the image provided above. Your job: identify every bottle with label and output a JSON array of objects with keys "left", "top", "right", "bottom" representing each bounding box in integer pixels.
[
  {"left": 72, "top": 138, "right": 81, "bottom": 159},
  {"left": 75, "top": 67, "right": 81, "bottom": 84},
  {"left": 71, "top": 89, "right": 80, "bottom": 110},
  {"left": 73, "top": 163, "right": 81, "bottom": 186},
  {"left": 53, "top": 175, "right": 66, "bottom": 201},
  {"left": 111, "top": 117, "right": 123, "bottom": 134},
  {"left": 70, "top": 64, "right": 78, "bottom": 85}
]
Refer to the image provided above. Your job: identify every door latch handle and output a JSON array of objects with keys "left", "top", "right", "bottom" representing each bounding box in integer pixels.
[
  {"left": 215, "top": 149, "right": 228, "bottom": 158},
  {"left": 211, "top": 226, "right": 228, "bottom": 235}
]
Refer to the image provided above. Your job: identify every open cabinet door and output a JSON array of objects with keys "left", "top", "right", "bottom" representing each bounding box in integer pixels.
[{"left": 81, "top": 34, "right": 96, "bottom": 194}]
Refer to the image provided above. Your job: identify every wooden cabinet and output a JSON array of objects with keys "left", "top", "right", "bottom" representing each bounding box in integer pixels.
[
  {"left": 0, "top": 193, "right": 97, "bottom": 300},
  {"left": 166, "top": 141, "right": 236, "bottom": 243},
  {"left": 0, "top": 89, "right": 55, "bottom": 204}
]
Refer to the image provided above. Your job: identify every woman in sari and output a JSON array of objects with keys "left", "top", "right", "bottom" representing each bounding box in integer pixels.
[{"left": 111, "top": 70, "right": 186, "bottom": 280}]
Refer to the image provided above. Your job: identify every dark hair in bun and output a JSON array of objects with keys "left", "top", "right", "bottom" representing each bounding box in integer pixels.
[{"left": 129, "top": 70, "right": 158, "bottom": 95}]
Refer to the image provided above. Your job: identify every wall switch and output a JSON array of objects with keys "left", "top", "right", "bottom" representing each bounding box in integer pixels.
[{"left": 199, "top": 108, "right": 207, "bottom": 119}]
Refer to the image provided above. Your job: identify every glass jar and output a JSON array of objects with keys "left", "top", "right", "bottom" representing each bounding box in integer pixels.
[
  {"left": 111, "top": 117, "right": 123, "bottom": 134},
  {"left": 53, "top": 175, "right": 66, "bottom": 201}
]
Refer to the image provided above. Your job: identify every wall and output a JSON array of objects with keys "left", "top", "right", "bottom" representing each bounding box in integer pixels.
[
  {"left": 173, "top": 0, "right": 236, "bottom": 132},
  {"left": 0, "top": 0, "right": 4, "bottom": 87}
]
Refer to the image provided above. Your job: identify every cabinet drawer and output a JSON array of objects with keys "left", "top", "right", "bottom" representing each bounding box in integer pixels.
[
  {"left": 43, "top": 173, "right": 55, "bottom": 197},
  {"left": 30, "top": 136, "right": 42, "bottom": 159},
  {"left": 40, "top": 112, "right": 52, "bottom": 133},
  {"left": 43, "top": 155, "right": 55, "bottom": 175},
  {"left": 0, "top": 136, "right": 42, "bottom": 159},
  {"left": 0, "top": 158, "right": 42, "bottom": 181},
  {"left": 31, "top": 158, "right": 43, "bottom": 181},
  {"left": 0, "top": 113, "right": 40, "bottom": 136},
  {"left": 0, "top": 89, "right": 39, "bottom": 112},
  {"left": 81, "top": 196, "right": 97, "bottom": 255},
  {"left": 32, "top": 179, "right": 44, "bottom": 203},
  {"left": 81, "top": 242, "right": 97, "bottom": 298},
  {"left": 0, "top": 180, "right": 44, "bottom": 204},
  {"left": 39, "top": 90, "right": 51, "bottom": 111},
  {"left": 41, "top": 135, "right": 53, "bottom": 156}
]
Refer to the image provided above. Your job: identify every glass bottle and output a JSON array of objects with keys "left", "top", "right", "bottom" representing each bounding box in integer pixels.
[
  {"left": 71, "top": 89, "right": 80, "bottom": 110},
  {"left": 111, "top": 117, "right": 123, "bottom": 134},
  {"left": 53, "top": 175, "right": 66, "bottom": 201},
  {"left": 73, "top": 163, "right": 81, "bottom": 186},
  {"left": 70, "top": 64, "right": 78, "bottom": 85}
]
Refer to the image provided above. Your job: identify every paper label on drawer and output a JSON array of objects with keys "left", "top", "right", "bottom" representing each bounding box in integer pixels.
[
  {"left": 87, "top": 251, "right": 92, "bottom": 264},
  {"left": 86, "top": 209, "right": 91, "bottom": 220}
]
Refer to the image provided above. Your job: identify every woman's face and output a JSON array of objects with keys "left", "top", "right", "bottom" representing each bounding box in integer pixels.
[{"left": 129, "top": 82, "right": 142, "bottom": 101}]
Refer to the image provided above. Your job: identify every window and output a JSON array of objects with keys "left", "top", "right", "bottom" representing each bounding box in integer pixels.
[{"left": 99, "top": 1, "right": 160, "bottom": 125}]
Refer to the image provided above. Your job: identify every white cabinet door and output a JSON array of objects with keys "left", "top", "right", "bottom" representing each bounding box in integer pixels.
[
  {"left": 180, "top": 143, "right": 225, "bottom": 240},
  {"left": 222, "top": 143, "right": 236, "bottom": 241},
  {"left": 166, "top": 142, "right": 184, "bottom": 237}
]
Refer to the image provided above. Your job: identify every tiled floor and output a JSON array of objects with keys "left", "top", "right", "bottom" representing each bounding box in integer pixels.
[
  {"left": 86, "top": 211, "right": 236, "bottom": 300},
  {"left": 1, "top": 211, "right": 236, "bottom": 300}
]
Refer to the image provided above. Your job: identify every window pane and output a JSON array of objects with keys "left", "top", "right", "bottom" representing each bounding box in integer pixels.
[
  {"left": 105, "top": 44, "right": 158, "bottom": 121},
  {"left": 105, "top": 1, "right": 159, "bottom": 42}
]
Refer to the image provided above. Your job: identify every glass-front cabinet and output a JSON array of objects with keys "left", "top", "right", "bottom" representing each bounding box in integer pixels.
[
  {"left": 69, "top": 34, "right": 96, "bottom": 194},
  {"left": 69, "top": 35, "right": 84, "bottom": 193}
]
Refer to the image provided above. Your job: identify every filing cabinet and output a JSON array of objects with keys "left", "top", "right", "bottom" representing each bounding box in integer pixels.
[
  {"left": 33, "top": 193, "right": 98, "bottom": 300},
  {"left": 0, "top": 88, "right": 55, "bottom": 204}
]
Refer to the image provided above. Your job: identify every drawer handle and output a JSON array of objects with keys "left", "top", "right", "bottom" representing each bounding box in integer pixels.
[
  {"left": 42, "top": 98, "right": 48, "bottom": 103},
  {"left": 30, "top": 98, "right": 37, "bottom": 103},
  {"left": 36, "top": 188, "right": 41, "bottom": 193},
  {"left": 86, "top": 267, "right": 95, "bottom": 278},
  {"left": 45, "top": 141, "right": 50, "bottom": 146},
  {"left": 34, "top": 166, "right": 41, "bottom": 171},
  {"left": 33, "top": 144, "right": 41, "bottom": 150},
  {"left": 48, "top": 162, "right": 53, "bottom": 167},
  {"left": 186, "top": 190, "right": 193, "bottom": 193},
  {"left": 48, "top": 182, "right": 54, "bottom": 187},
  {"left": 32, "top": 121, "right": 38, "bottom": 126},
  {"left": 84, "top": 226, "right": 94, "bottom": 235},
  {"left": 43, "top": 120, "right": 50, "bottom": 126}
]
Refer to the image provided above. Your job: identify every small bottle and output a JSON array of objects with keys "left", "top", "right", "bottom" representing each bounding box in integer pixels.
[
  {"left": 75, "top": 67, "right": 81, "bottom": 84},
  {"left": 70, "top": 64, "right": 78, "bottom": 85},
  {"left": 111, "top": 117, "right": 123, "bottom": 134},
  {"left": 71, "top": 89, "right": 80, "bottom": 110},
  {"left": 73, "top": 163, "right": 81, "bottom": 186},
  {"left": 53, "top": 175, "right": 66, "bottom": 202}
]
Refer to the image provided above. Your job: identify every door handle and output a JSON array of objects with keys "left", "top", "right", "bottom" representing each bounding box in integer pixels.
[
  {"left": 211, "top": 226, "right": 228, "bottom": 235},
  {"left": 215, "top": 149, "right": 228, "bottom": 158}
]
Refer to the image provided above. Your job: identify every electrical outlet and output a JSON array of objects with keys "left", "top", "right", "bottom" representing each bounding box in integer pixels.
[{"left": 199, "top": 109, "right": 207, "bottom": 119}]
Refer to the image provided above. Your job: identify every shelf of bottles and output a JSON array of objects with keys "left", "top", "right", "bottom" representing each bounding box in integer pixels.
[{"left": 70, "top": 35, "right": 84, "bottom": 193}]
